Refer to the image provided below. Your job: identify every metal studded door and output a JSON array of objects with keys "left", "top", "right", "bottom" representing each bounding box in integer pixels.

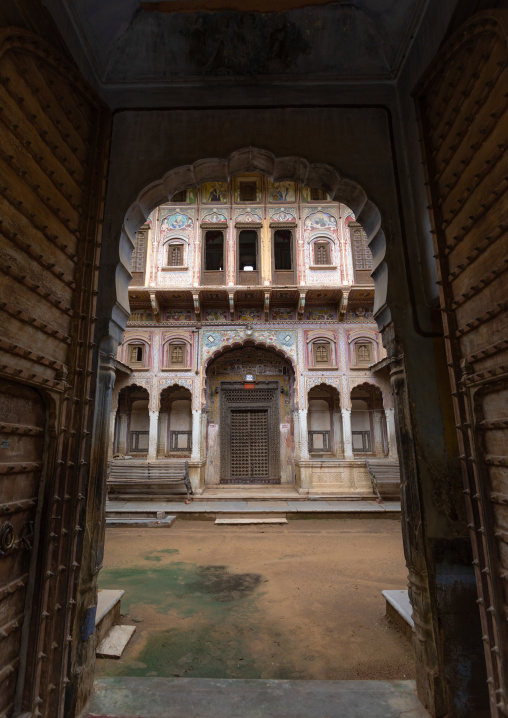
[
  {"left": 0, "top": 379, "right": 45, "bottom": 718},
  {"left": 230, "top": 410, "right": 269, "bottom": 480},
  {"left": 220, "top": 383, "right": 280, "bottom": 484},
  {"left": 415, "top": 11, "right": 508, "bottom": 716}
]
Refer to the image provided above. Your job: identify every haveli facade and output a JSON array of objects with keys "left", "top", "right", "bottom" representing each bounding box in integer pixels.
[{"left": 111, "top": 175, "right": 397, "bottom": 495}]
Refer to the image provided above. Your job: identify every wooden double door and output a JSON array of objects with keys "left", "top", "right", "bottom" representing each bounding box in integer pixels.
[{"left": 220, "top": 382, "right": 280, "bottom": 484}]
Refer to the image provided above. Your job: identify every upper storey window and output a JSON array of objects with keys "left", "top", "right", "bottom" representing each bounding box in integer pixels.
[
  {"left": 237, "top": 229, "right": 259, "bottom": 285},
  {"left": 202, "top": 230, "right": 225, "bottom": 285},
  {"left": 314, "top": 241, "right": 331, "bottom": 265},
  {"left": 350, "top": 223, "right": 374, "bottom": 284},
  {"left": 310, "top": 188, "right": 328, "bottom": 201},
  {"left": 272, "top": 229, "right": 295, "bottom": 286},
  {"left": 130, "top": 224, "right": 149, "bottom": 286},
  {"left": 355, "top": 342, "right": 373, "bottom": 366},
  {"left": 127, "top": 343, "right": 148, "bottom": 369},
  {"left": 239, "top": 181, "right": 257, "bottom": 202},
  {"left": 171, "top": 190, "right": 187, "bottom": 202},
  {"left": 168, "top": 243, "right": 184, "bottom": 267}
]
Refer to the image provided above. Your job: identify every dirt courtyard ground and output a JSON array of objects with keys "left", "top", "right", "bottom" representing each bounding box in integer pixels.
[{"left": 96, "top": 518, "right": 415, "bottom": 682}]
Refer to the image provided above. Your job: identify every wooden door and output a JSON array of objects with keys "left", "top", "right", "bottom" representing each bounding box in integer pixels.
[
  {"left": 230, "top": 409, "right": 270, "bottom": 481},
  {"left": 0, "top": 380, "right": 45, "bottom": 718},
  {"left": 415, "top": 11, "right": 508, "bottom": 716}
]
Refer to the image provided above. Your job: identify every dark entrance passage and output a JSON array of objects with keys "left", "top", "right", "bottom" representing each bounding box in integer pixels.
[{"left": 220, "top": 382, "right": 280, "bottom": 484}]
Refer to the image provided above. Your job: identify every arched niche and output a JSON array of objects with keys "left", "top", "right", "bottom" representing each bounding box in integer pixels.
[
  {"left": 158, "top": 385, "right": 193, "bottom": 457},
  {"left": 307, "top": 383, "right": 343, "bottom": 457},
  {"left": 350, "top": 382, "right": 387, "bottom": 457},
  {"left": 114, "top": 384, "right": 151, "bottom": 456}
]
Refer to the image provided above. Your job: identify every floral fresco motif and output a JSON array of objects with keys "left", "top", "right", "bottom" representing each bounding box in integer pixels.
[
  {"left": 201, "top": 182, "right": 228, "bottom": 203},
  {"left": 161, "top": 213, "right": 193, "bottom": 233},
  {"left": 164, "top": 309, "right": 193, "bottom": 322},
  {"left": 305, "top": 307, "right": 336, "bottom": 321},
  {"left": 201, "top": 211, "right": 227, "bottom": 224},
  {"left": 271, "top": 307, "right": 294, "bottom": 321},
  {"left": 268, "top": 181, "right": 296, "bottom": 202},
  {"left": 305, "top": 211, "right": 337, "bottom": 229},
  {"left": 270, "top": 210, "right": 297, "bottom": 223},
  {"left": 202, "top": 329, "right": 297, "bottom": 362},
  {"left": 237, "top": 307, "right": 262, "bottom": 322},
  {"left": 204, "top": 308, "right": 228, "bottom": 322},
  {"left": 235, "top": 211, "right": 263, "bottom": 224}
]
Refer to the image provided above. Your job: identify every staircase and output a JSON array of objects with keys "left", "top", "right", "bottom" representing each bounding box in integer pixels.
[{"left": 366, "top": 460, "right": 401, "bottom": 500}]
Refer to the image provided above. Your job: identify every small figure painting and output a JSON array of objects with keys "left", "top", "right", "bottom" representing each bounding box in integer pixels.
[
  {"left": 268, "top": 181, "right": 296, "bottom": 202},
  {"left": 202, "top": 182, "right": 228, "bottom": 203}
]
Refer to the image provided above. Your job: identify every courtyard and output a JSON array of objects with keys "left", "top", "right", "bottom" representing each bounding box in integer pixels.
[{"left": 96, "top": 519, "right": 414, "bottom": 682}]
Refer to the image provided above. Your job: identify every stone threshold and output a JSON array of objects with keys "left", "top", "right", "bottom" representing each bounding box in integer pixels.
[{"left": 85, "top": 677, "right": 429, "bottom": 717}]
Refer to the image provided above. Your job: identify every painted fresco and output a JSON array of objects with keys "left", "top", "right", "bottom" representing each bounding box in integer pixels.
[
  {"left": 268, "top": 181, "right": 296, "bottom": 202},
  {"left": 346, "top": 307, "right": 374, "bottom": 322},
  {"left": 160, "top": 212, "right": 193, "bottom": 233},
  {"left": 305, "top": 307, "right": 336, "bottom": 321},
  {"left": 271, "top": 307, "right": 294, "bottom": 321},
  {"left": 237, "top": 307, "right": 262, "bottom": 322},
  {"left": 204, "top": 308, "right": 228, "bottom": 322},
  {"left": 164, "top": 309, "right": 193, "bottom": 322},
  {"left": 201, "top": 182, "right": 228, "bottom": 203}
]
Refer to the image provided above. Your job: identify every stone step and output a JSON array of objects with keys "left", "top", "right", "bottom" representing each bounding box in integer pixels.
[
  {"left": 85, "top": 677, "right": 429, "bottom": 718},
  {"left": 382, "top": 589, "right": 414, "bottom": 641},
  {"left": 96, "top": 625, "right": 136, "bottom": 659},
  {"left": 215, "top": 515, "right": 288, "bottom": 525},
  {"left": 95, "top": 589, "right": 124, "bottom": 646},
  {"left": 105, "top": 515, "right": 177, "bottom": 528}
]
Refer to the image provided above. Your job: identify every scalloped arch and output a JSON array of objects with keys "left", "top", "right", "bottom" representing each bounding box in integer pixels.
[
  {"left": 203, "top": 339, "right": 296, "bottom": 375},
  {"left": 116, "top": 147, "right": 387, "bottom": 335}
]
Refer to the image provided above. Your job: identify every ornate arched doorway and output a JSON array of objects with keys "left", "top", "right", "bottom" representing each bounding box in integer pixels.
[{"left": 205, "top": 344, "right": 294, "bottom": 485}]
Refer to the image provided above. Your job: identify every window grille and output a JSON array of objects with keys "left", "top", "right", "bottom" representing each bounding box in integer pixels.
[
  {"left": 356, "top": 343, "right": 372, "bottom": 364},
  {"left": 129, "top": 345, "right": 144, "bottom": 363},
  {"left": 239, "top": 181, "right": 257, "bottom": 202},
  {"left": 130, "top": 227, "right": 147, "bottom": 272},
  {"left": 310, "top": 188, "right": 327, "bottom": 201},
  {"left": 171, "top": 344, "right": 184, "bottom": 364},
  {"left": 314, "top": 343, "right": 330, "bottom": 364},
  {"left": 169, "top": 244, "right": 183, "bottom": 266},
  {"left": 351, "top": 227, "right": 373, "bottom": 271},
  {"left": 314, "top": 242, "right": 330, "bottom": 265},
  {"left": 171, "top": 190, "right": 187, "bottom": 202}
]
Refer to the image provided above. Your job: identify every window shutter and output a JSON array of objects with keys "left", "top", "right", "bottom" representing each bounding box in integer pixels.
[
  {"left": 169, "top": 244, "right": 183, "bottom": 266},
  {"left": 314, "top": 242, "right": 330, "bottom": 265},
  {"left": 171, "top": 345, "right": 184, "bottom": 364},
  {"left": 314, "top": 343, "right": 330, "bottom": 364}
]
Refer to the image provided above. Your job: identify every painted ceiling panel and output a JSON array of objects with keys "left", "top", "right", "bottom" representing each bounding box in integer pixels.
[{"left": 54, "top": 0, "right": 427, "bottom": 83}]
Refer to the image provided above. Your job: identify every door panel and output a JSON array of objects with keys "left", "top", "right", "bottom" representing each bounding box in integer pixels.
[
  {"left": 415, "top": 11, "right": 508, "bottom": 716},
  {"left": 230, "top": 409, "right": 269, "bottom": 480},
  {"left": 0, "top": 379, "right": 44, "bottom": 718}
]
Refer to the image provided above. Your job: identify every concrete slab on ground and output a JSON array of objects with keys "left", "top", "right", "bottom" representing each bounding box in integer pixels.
[
  {"left": 96, "top": 625, "right": 136, "bottom": 659},
  {"left": 96, "top": 589, "right": 124, "bottom": 625},
  {"left": 215, "top": 516, "right": 288, "bottom": 525},
  {"left": 86, "top": 677, "right": 428, "bottom": 717}
]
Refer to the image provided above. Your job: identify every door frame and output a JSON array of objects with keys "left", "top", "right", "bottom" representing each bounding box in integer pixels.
[{"left": 219, "top": 381, "right": 281, "bottom": 483}]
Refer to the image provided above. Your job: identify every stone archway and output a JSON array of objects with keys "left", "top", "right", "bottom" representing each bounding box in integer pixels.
[{"left": 204, "top": 342, "right": 295, "bottom": 486}]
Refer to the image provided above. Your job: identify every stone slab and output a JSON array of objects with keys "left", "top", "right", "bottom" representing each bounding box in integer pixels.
[
  {"left": 96, "top": 589, "right": 125, "bottom": 626},
  {"left": 86, "top": 677, "right": 429, "bottom": 717},
  {"left": 106, "top": 515, "right": 177, "bottom": 528},
  {"left": 96, "top": 625, "right": 136, "bottom": 659},
  {"left": 215, "top": 517, "right": 288, "bottom": 525},
  {"left": 382, "top": 589, "right": 414, "bottom": 640}
]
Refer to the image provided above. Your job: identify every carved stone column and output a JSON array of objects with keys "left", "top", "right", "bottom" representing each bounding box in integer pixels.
[
  {"left": 385, "top": 408, "right": 397, "bottom": 459},
  {"left": 108, "top": 409, "right": 117, "bottom": 461},
  {"left": 157, "top": 412, "right": 168, "bottom": 458},
  {"left": 333, "top": 409, "right": 344, "bottom": 457},
  {"left": 372, "top": 411, "right": 384, "bottom": 457},
  {"left": 116, "top": 413, "right": 128, "bottom": 455},
  {"left": 298, "top": 408, "right": 309, "bottom": 459},
  {"left": 191, "top": 409, "right": 201, "bottom": 460},
  {"left": 147, "top": 410, "right": 159, "bottom": 460},
  {"left": 341, "top": 408, "right": 354, "bottom": 458}
]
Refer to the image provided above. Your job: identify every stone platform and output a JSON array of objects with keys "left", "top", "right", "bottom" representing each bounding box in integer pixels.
[
  {"left": 86, "top": 677, "right": 428, "bottom": 717},
  {"left": 106, "top": 498, "right": 401, "bottom": 525}
]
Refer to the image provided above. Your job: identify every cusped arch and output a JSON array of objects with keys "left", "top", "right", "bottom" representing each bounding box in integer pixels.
[
  {"left": 203, "top": 338, "right": 296, "bottom": 375},
  {"left": 115, "top": 148, "right": 387, "bottom": 333}
]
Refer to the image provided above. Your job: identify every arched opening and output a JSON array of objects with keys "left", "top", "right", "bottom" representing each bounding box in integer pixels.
[
  {"left": 158, "top": 385, "right": 193, "bottom": 458},
  {"left": 205, "top": 343, "right": 294, "bottom": 486},
  {"left": 308, "top": 384, "right": 343, "bottom": 457},
  {"left": 350, "top": 383, "right": 388, "bottom": 458},
  {"left": 114, "top": 385, "right": 150, "bottom": 457}
]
